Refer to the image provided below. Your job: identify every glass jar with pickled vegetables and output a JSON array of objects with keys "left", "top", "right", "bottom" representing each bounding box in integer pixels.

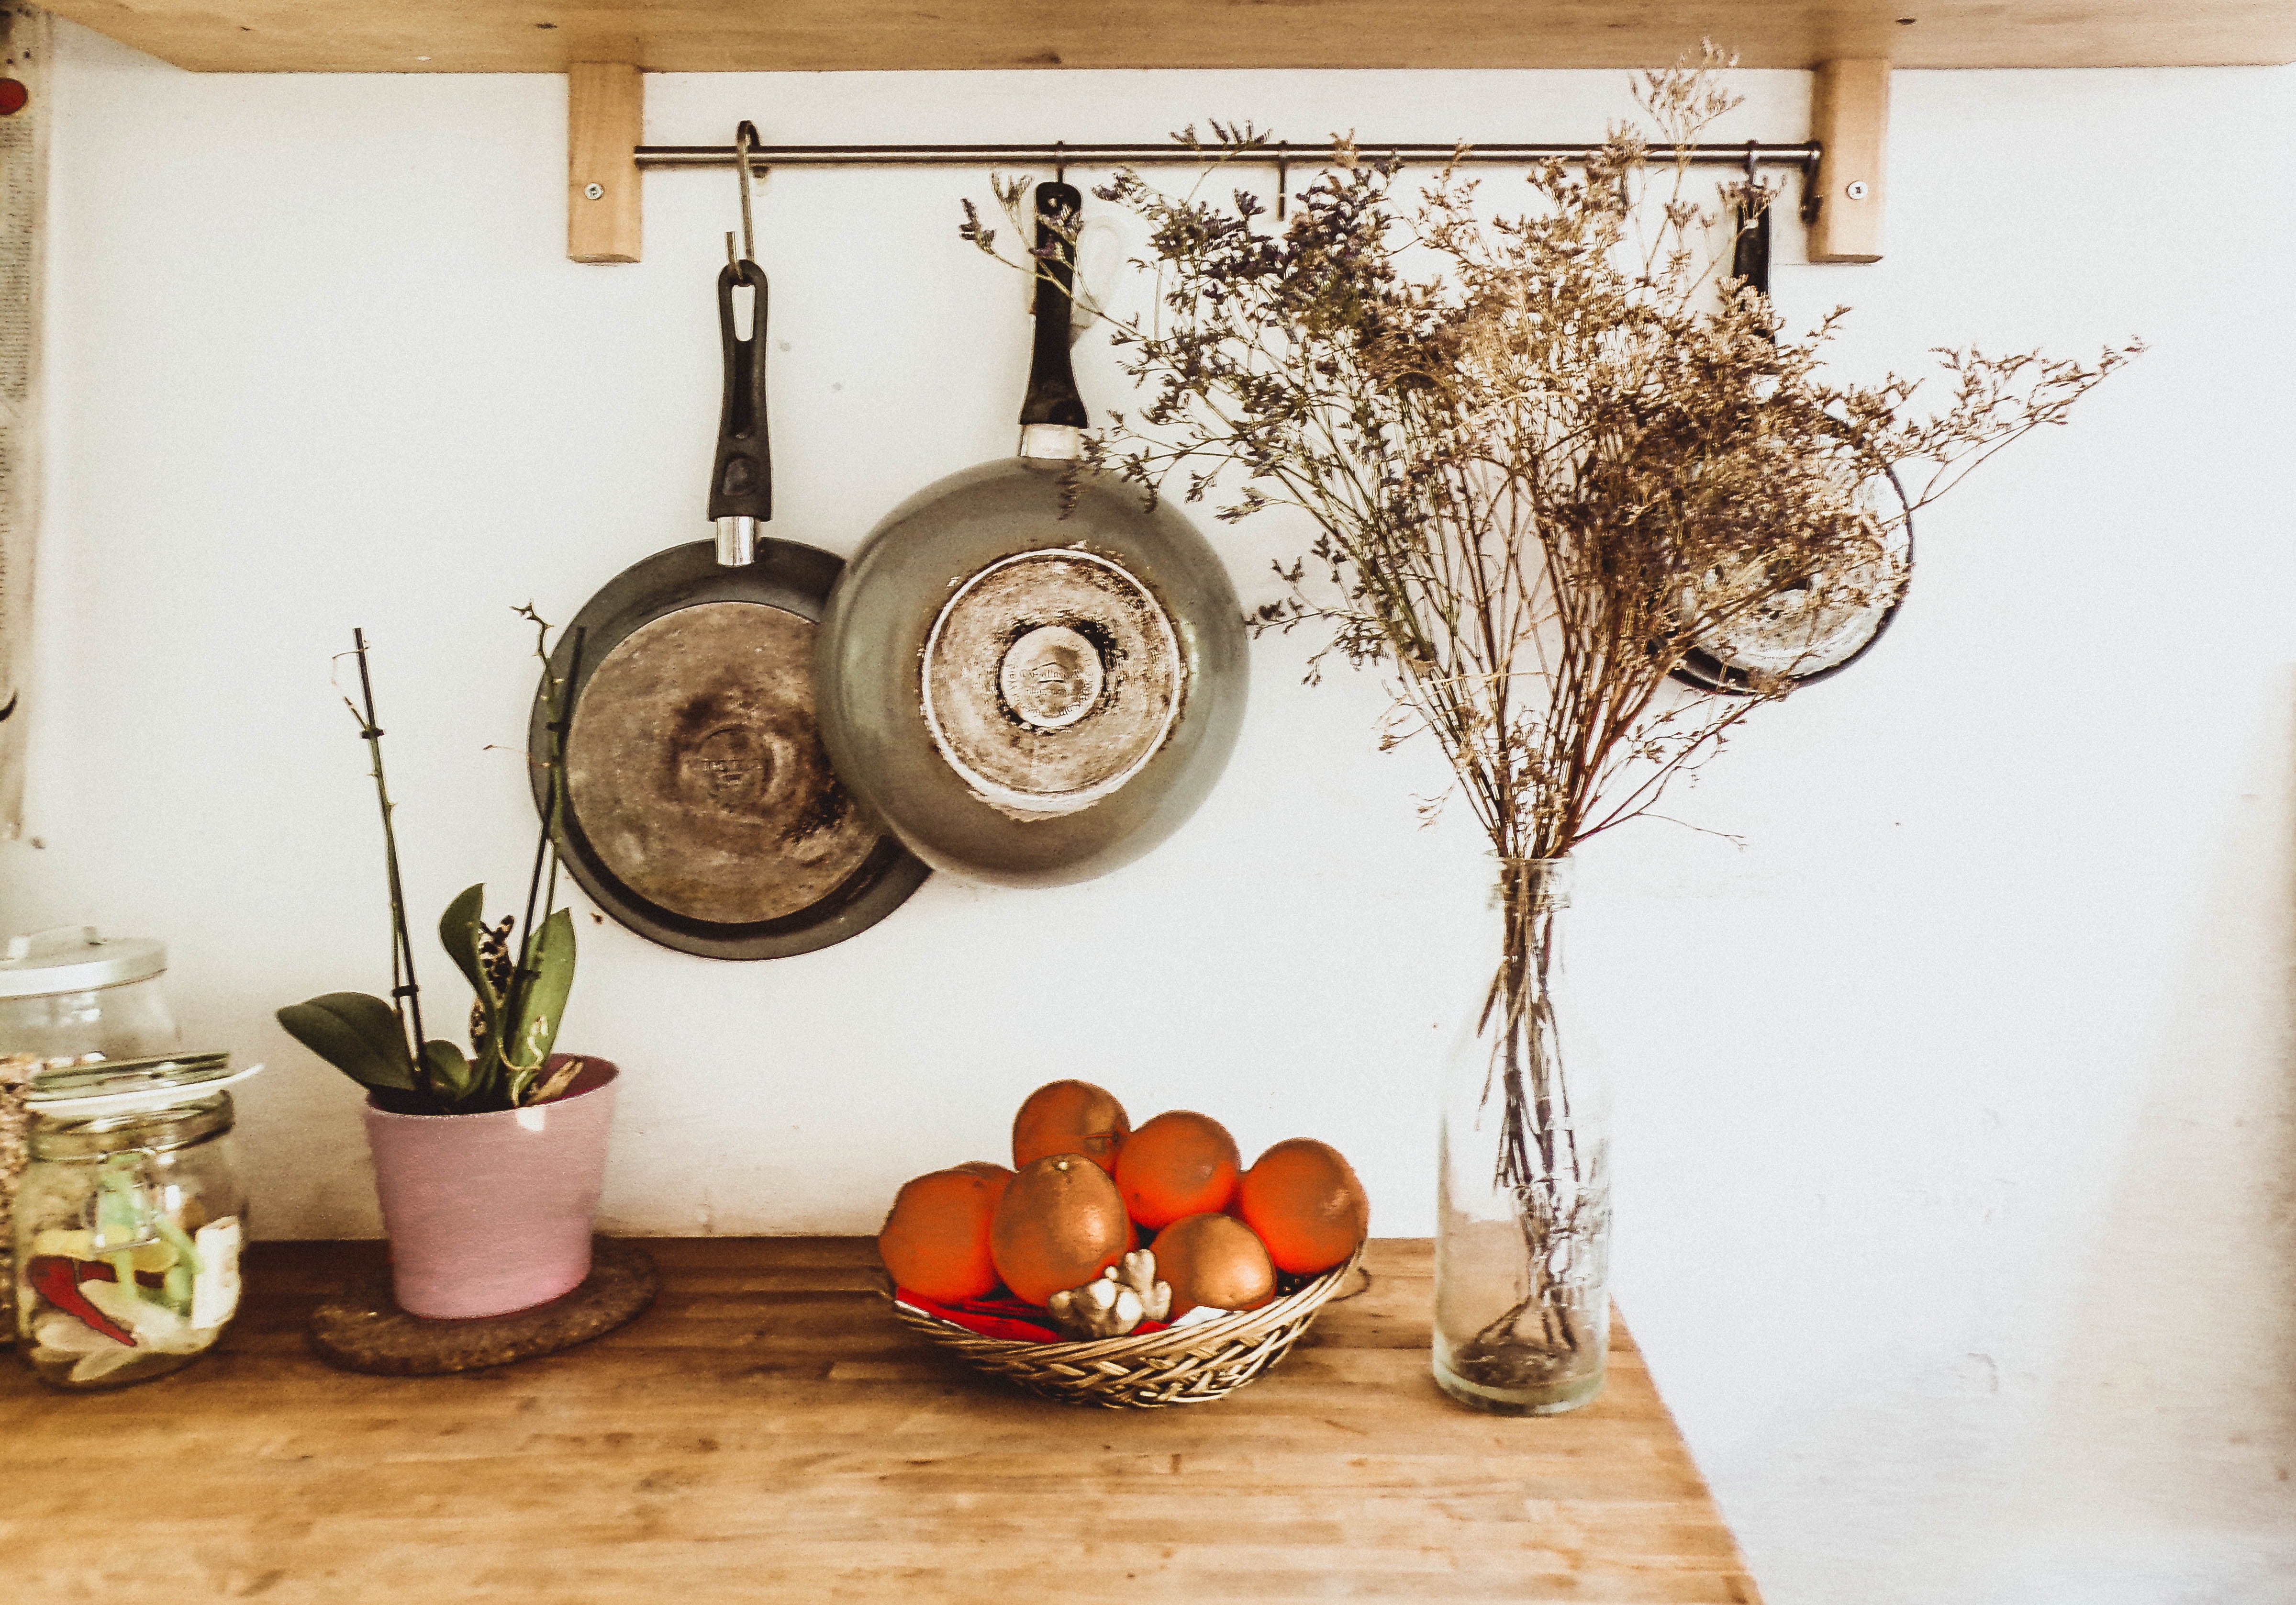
[
  {"left": 13, "top": 1053, "right": 258, "bottom": 1390},
  {"left": 0, "top": 927, "right": 184, "bottom": 1347}
]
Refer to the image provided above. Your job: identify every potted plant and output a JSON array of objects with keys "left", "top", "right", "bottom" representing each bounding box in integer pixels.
[
  {"left": 976, "top": 53, "right": 2137, "bottom": 1410},
  {"left": 278, "top": 611, "right": 618, "bottom": 1320}
]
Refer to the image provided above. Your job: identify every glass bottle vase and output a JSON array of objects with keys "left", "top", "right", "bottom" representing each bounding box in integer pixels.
[{"left": 1433, "top": 855, "right": 1611, "bottom": 1414}]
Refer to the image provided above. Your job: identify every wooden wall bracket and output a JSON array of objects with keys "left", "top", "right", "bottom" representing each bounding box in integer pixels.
[
  {"left": 1808, "top": 59, "right": 1890, "bottom": 263},
  {"left": 568, "top": 63, "right": 642, "bottom": 263}
]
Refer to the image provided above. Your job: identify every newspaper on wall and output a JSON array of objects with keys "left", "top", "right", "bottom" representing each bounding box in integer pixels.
[{"left": 0, "top": 5, "right": 42, "bottom": 839}]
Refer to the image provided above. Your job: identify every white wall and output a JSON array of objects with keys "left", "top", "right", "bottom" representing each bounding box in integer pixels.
[{"left": 4, "top": 22, "right": 2292, "bottom": 1604}]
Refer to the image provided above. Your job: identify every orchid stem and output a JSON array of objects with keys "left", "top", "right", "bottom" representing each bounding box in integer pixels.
[{"left": 350, "top": 629, "right": 429, "bottom": 1094}]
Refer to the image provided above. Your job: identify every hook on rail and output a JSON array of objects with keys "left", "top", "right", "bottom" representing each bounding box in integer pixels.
[{"left": 734, "top": 120, "right": 759, "bottom": 263}]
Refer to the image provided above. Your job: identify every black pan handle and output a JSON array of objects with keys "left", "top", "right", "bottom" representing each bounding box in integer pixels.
[
  {"left": 1019, "top": 181, "right": 1089, "bottom": 433},
  {"left": 1733, "top": 193, "right": 1772, "bottom": 299},
  {"left": 1732, "top": 149, "right": 1775, "bottom": 349},
  {"left": 710, "top": 258, "right": 772, "bottom": 533}
]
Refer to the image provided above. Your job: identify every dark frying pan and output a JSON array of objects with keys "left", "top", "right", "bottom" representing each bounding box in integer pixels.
[
  {"left": 814, "top": 182, "right": 1248, "bottom": 887},
  {"left": 531, "top": 218, "right": 928, "bottom": 958},
  {"left": 1671, "top": 178, "right": 1912, "bottom": 695},
  {"left": 1670, "top": 437, "right": 1911, "bottom": 695}
]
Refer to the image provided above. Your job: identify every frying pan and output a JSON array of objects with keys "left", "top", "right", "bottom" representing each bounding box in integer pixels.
[
  {"left": 814, "top": 182, "right": 1248, "bottom": 887},
  {"left": 531, "top": 169, "right": 928, "bottom": 958},
  {"left": 1670, "top": 434, "right": 1911, "bottom": 695},
  {"left": 1671, "top": 175, "right": 1912, "bottom": 695}
]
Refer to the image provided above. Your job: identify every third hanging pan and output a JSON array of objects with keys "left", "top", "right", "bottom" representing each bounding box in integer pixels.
[
  {"left": 1672, "top": 175, "right": 1913, "bottom": 695},
  {"left": 814, "top": 182, "right": 1248, "bottom": 887}
]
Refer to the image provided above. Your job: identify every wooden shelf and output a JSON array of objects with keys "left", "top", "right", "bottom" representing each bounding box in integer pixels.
[
  {"left": 39, "top": 0, "right": 2296, "bottom": 75},
  {"left": 0, "top": 1237, "right": 1765, "bottom": 1604}
]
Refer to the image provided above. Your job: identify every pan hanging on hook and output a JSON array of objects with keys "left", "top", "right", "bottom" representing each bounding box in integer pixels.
[
  {"left": 534, "top": 122, "right": 928, "bottom": 957},
  {"left": 1670, "top": 144, "right": 1914, "bottom": 696},
  {"left": 813, "top": 180, "right": 1248, "bottom": 887}
]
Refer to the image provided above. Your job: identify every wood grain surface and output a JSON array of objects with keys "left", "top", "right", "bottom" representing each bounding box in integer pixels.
[
  {"left": 566, "top": 61, "right": 640, "bottom": 264},
  {"left": 1807, "top": 59, "right": 1890, "bottom": 263},
  {"left": 0, "top": 1237, "right": 1762, "bottom": 1605},
  {"left": 33, "top": 0, "right": 2296, "bottom": 74}
]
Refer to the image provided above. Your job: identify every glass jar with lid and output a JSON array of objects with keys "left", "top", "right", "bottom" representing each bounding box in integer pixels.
[
  {"left": 0, "top": 927, "right": 182, "bottom": 1347},
  {"left": 0, "top": 926, "right": 180, "bottom": 1060},
  {"left": 12, "top": 1054, "right": 259, "bottom": 1390}
]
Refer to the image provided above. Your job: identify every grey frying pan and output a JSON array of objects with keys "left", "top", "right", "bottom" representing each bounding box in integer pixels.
[{"left": 814, "top": 181, "right": 1248, "bottom": 887}]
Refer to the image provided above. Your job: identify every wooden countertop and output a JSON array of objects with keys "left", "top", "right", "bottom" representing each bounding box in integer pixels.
[{"left": 1, "top": 1238, "right": 1761, "bottom": 1604}]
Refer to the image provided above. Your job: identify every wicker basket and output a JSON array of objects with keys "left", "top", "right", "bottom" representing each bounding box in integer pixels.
[{"left": 887, "top": 1248, "right": 1366, "bottom": 1409}]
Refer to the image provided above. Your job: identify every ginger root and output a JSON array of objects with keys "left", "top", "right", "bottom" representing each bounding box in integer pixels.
[{"left": 1045, "top": 1249, "right": 1174, "bottom": 1340}]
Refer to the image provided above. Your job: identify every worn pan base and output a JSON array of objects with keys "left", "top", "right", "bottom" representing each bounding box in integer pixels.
[{"left": 535, "top": 539, "right": 928, "bottom": 959}]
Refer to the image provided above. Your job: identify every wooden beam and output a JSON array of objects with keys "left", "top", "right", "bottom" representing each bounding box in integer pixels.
[
  {"left": 32, "top": 1, "right": 2296, "bottom": 75},
  {"left": 567, "top": 63, "right": 640, "bottom": 264},
  {"left": 1808, "top": 59, "right": 1890, "bottom": 264}
]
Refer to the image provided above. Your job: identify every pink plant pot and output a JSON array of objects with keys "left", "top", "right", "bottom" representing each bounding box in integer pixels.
[{"left": 362, "top": 1056, "right": 619, "bottom": 1320}]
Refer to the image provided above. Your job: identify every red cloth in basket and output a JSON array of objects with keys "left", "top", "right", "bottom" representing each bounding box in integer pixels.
[{"left": 895, "top": 1287, "right": 1172, "bottom": 1345}]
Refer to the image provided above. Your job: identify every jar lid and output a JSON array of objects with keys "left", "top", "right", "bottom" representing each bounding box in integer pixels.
[
  {"left": 25, "top": 1051, "right": 261, "bottom": 1118},
  {"left": 0, "top": 925, "right": 168, "bottom": 997},
  {"left": 28, "top": 1091, "right": 235, "bottom": 1158}
]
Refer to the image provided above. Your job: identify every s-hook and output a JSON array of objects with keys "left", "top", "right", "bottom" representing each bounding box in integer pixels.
[{"left": 725, "top": 119, "right": 761, "bottom": 270}]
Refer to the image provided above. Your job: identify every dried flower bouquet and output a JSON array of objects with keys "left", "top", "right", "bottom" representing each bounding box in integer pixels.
[{"left": 970, "top": 52, "right": 2136, "bottom": 1402}]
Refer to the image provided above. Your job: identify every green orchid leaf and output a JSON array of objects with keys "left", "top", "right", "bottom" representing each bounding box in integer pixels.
[
  {"left": 276, "top": 993, "right": 417, "bottom": 1092},
  {"left": 365, "top": 1086, "right": 431, "bottom": 1116},
  {"left": 437, "top": 883, "right": 498, "bottom": 1048},
  {"left": 502, "top": 907, "right": 577, "bottom": 1096},
  {"left": 422, "top": 1040, "right": 479, "bottom": 1108}
]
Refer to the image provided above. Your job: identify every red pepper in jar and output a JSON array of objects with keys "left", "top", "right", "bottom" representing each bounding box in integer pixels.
[{"left": 25, "top": 1256, "right": 138, "bottom": 1347}]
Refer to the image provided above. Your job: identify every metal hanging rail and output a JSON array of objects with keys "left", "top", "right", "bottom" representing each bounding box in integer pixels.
[
  {"left": 636, "top": 141, "right": 1822, "bottom": 172},
  {"left": 565, "top": 67, "right": 1884, "bottom": 262},
  {"left": 635, "top": 138, "right": 1822, "bottom": 223}
]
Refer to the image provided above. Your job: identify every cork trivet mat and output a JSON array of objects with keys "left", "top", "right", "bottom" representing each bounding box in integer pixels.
[{"left": 308, "top": 1237, "right": 657, "bottom": 1375}]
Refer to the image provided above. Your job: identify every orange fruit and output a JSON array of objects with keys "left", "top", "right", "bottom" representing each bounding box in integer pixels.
[
  {"left": 952, "top": 1160, "right": 1014, "bottom": 1182},
  {"left": 1012, "top": 1079, "right": 1131, "bottom": 1174},
  {"left": 1115, "top": 1110, "right": 1240, "bottom": 1230},
  {"left": 1152, "top": 1212, "right": 1275, "bottom": 1316},
  {"left": 877, "top": 1167, "right": 1010, "bottom": 1302},
  {"left": 990, "top": 1154, "right": 1136, "bottom": 1306},
  {"left": 1237, "top": 1138, "right": 1369, "bottom": 1275}
]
